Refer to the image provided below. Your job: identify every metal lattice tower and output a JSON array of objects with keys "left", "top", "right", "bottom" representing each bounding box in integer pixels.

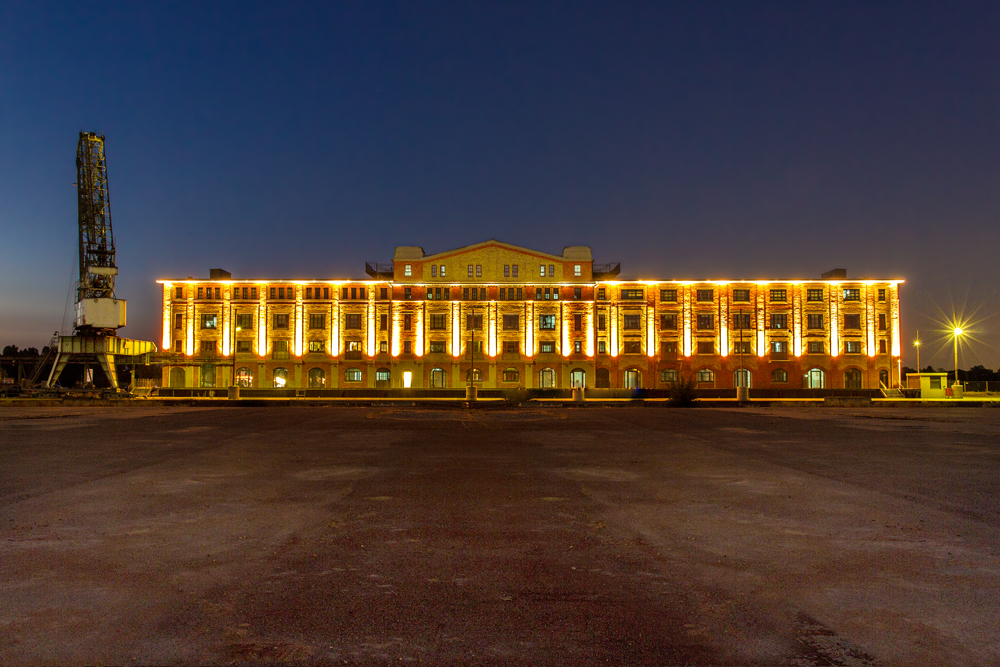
[{"left": 76, "top": 132, "right": 117, "bottom": 303}]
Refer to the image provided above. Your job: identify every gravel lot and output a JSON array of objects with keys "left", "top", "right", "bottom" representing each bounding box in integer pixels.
[{"left": 2, "top": 405, "right": 998, "bottom": 666}]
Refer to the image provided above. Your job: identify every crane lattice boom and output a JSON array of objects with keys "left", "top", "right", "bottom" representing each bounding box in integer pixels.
[{"left": 76, "top": 132, "right": 117, "bottom": 302}]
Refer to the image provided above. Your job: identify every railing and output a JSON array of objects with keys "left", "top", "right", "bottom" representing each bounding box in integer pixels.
[
  {"left": 592, "top": 262, "right": 621, "bottom": 277},
  {"left": 365, "top": 262, "right": 394, "bottom": 278}
]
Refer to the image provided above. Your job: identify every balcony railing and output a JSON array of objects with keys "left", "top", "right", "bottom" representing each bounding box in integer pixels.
[
  {"left": 593, "top": 262, "right": 621, "bottom": 279},
  {"left": 365, "top": 262, "right": 394, "bottom": 279}
]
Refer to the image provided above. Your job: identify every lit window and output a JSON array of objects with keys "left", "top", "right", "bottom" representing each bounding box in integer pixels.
[
  {"left": 512, "top": 265, "right": 518, "bottom": 277},
  {"left": 598, "top": 288, "right": 606, "bottom": 300},
  {"left": 697, "top": 369, "right": 714, "bottom": 382},
  {"left": 772, "top": 369, "right": 788, "bottom": 383},
  {"left": 660, "top": 289, "right": 677, "bottom": 302},
  {"left": 598, "top": 340, "right": 606, "bottom": 354},
  {"left": 200, "top": 314, "right": 218, "bottom": 329},
  {"left": 539, "top": 314, "right": 556, "bottom": 330},
  {"left": 476, "top": 265, "right": 482, "bottom": 277},
  {"left": 878, "top": 288, "right": 886, "bottom": 301},
  {"left": 843, "top": 288, "right": 860, "bottom": 301},
  {"left": 808, "top": 341, "right": 823, "bottom": 354},
  {"left": 549, "top": 264, "right": 555, "bottom": 277},
  {"left": 467, "top": 264, "right": 473, "bottom": 277},
  {"left": 440, "top": 265, "right": 446, "bottom": 277},
  {"left": 769, "top": 289, "right": 787, "bottom": 302},
  {"left": 429, "top": 341, "right": 446, "bottom": 353},
  {"left": 661, "top": 369, "right": 678, "bottom": 383},
  {"left": 504, "top": 265, "right": 510, "bottom": 277},
  {"left": 732, "top": 289, "right": 750, "bottom": 302},
  {"left": 733, "top": 341, "right": 751, "bottom": 355},
  {"left": 574, "top": 264, "right": 581, "bottom": 277},
  {"left": 845, "top": 340, "right": 862, "bottom": 354},
  {"left": 807, "top": 289, "right": 823, "bottom": 301},
  {"left": 404, "top": 264, "right": 412, "bottom": 276},
  {"left": 502, "top": 368, "right": 519, "bottom": 382},
  {"left": 308, "top": 340, "right": 325, "bottom": 353},
  {"left": 621, "top": 289, "right": 643, "bottom": 300},
  {"left": 770, "top": 314, "right": 787, "bottom": 330},
  {"left": 540, "top": 341, "right": 555, "bottom": 353},
  {"left": 573, "top": 340, "right": 582, "bottom": 353},
  {"left": 345, "top": 368, "right": 362, "bottom": 382},
  {"left": 540, "top": 265, "right": 546, "bottom": 277}
]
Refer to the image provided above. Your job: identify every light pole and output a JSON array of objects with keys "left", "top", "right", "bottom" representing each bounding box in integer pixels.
[
  {"left": 913, "top": 331, "right": 920, "bottom": 373},
  {"left": 953, "top": 327, "right": 963, "bottom": 392}
]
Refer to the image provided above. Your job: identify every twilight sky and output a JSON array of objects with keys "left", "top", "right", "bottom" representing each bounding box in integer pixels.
[{"left": 1, "top": 1, "right": 998, "bottom": 369}]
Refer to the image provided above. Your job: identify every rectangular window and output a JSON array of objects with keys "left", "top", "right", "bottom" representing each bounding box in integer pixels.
[
  {"left": 175, "top": 286, "right": 184, "bottom": 299},
  {"left": 174, "top": 339, "right": 182, "bottom": 351},
  {"left": 598, "top": 313, "right": 606, "bottom": 331},
  {"left": 250, "top": 287, "right": 257, "bottom": 300},
  {"left": 844, "top": 313, "right": 861, "bottom": 329},
  {"left": 516, "top": 288, "right": 522, "bottom": 300},
  {"left": 200, "top": 314, "right": 218, "bottom": 329},
  {"left": 233, "top": 313, "right": 251, "bottom": 330},
  {"left": 380, "top": 314, "right": 388, "bottom": 331},
  {"left": 660, "top": 288, "right": 677, "bottom": 302},
  {"left": 574, "top": 287, "right": 581, "bottom": 300},
  {"left": 504, "top": 265, "right": 510, "bottom": 277},
  {"left": 512, "top": 265, "right": 518, "bottom": 277},
  {"left": 380, "top": 287, "right": 388, "bottom": 300},
  {"left": 733, "top": 341, "right": 751, "bottom": 355},
  {"left": 467, "top": 264, "right": 474, "bottom": 277},
  {"left": 770, "top": 289, "right": 787, "bottom": 302},
  {"left": 621, "top": 288, "right": 644, "bottom": 300},
  {"left": 879, "top": 339, "right": 888, "bottom": 354},
  {"left": 544, "top": 288, "right": 551, "bottom": 300},
  {"left": 346, "top": 313, "right": 362, "bottom": 329},
  {"left": 732, "top": 289, "right": 750, "bottom": 302},
  {"left": 270, "top": 287, "right": 276, "bottom": 299},
  {"left": 379, "top": 341, "right": 387, "bottom": 353},
  {"left": 403, "top": 340, "right": 412, "bottom": 354},
  {"left": 661, "top": 368, "right": 679, "bottom": 383},
  {"left": 843, "top": 288, "right": 861, "bottom": 301},
  {"left": 426, "top": 288, "right": 434, "bottom": 300},
  {"left": 278, "top": 287, "right": 285, "bottom": 300},
  {"left": 431, "top": 265, "right": 437, "bottom": 278},
  {"left": 879, "top": 313, "right": 887, "bottom": 331},
  {"left": 468, "top": 340, "right": 483, "bottom": 354},
  {"left": 624, "top": 341, "right": 642, "bottom": 354},
  {"left": 308, "top": 313, "right": 326, "bottom": 329},
  {"left": 553, "top": 288, "right": 559, "bottom": 300},
  {"left": 732, "top": 313, "right": 753, "bottom": 329},
  {"left": 598, "top": 287, "right": 606, "bottom": 300},
  {"left": 404, "top": 314, "right": 412, "bottom": 331},
  {"left": 342, "top": 287, "right": 349, "bottom": 300},
  {"left": 429, "top": 341, "right": 446, "bottom": 354},
  {"left": 535, "top": 287, "right": 542, "bottom": 300},
  {"left": 696, "top": 313, "right": 714, "bottom": 330},
  {"left": 540, "top": 341, "right": 555, "bottom": 353},
  {"left": 573, "top": 314, "right": 582, "bottom": 331},
  {"left": 696, "top": 289, "right": 714, "bottom": 302},
  {"left": 807, "top": 288, "right": 823, "bottom": 302},
  {"left": 308, "top": 340, "right": 325, "bottom": 353},
  {"left": 770, "top": 340, "right": 788, "bottom": 359},
  {"left": 500, "top": 287, "right": 507, "bottom": 300},
  {"left": 549, "top": 264, "right": 555, "bottom": 277},
  {"left": 198, "top": 287, "right": 204, "bottom": 299},
  {"left": 404, "top": 287, "right": 412, "bottom": 300},
  {"left": 214, "top": 287, "right": 220, "bottom": 300},
  {"left": 573, "top": 340, "right": 582, "bottom": 353},
  {"left": 661, "top": 341, "right": 678, "bottom": 357},
  {"left": 306, "top": 287, "right": 312, "bottom": 299},
  {"left": 697, "top": 340, "right": 714, "bottom": 354},
  {"left": 272, "top": 313, "right": 288, "bottom": 329},
  {"left": 236, "top": 340, "right": 252, "bottom": 353},
  {"left": 201, "top": 340, "right": 217, "bottom": 355},
  {"left": 404, "top": 264, "right": 412, "bottom": 276},
  {"left": 430, "top": 314, "right": 447, "bottom": 330},
  {"left": 503, "top": 340, "right": 519, "bottom": 354},
  {"left": 807, "top": 313, "right": 824, "bottom": 329},
  {"left": 445, "top": 287, "right": 451, "bottom": 300},
  {"left": 502, "top": 314, "right": 519, "bottom": 331},
  {"left": 598, "top": 340, "right": 607, "bottom": 354},
  {"left": 323, "top": 287, "right": 329, "bottom": 299},
  {"left": 476, "top": 265, "right": 482, "bottom": 277},
  {"left": 770, "top": 313, "right": 787, "bottom": 330},
  {"left": 623, "top": 314, "right": 641, "bottom": 329},
  {"left": 878, "top": 288, "right": 886, "bottom": 301},
  {"left": 540, "top": 265, "right": 546, "bottom": 277},
  {"left": 660, "top": 313, "right": 677, "bottom": 330},
  {"left": 808, "top": 341, "right": 824, "bottom": 354},
  {"left": 845, "top": 340, "right": 862, "bottom": 354},
  {"left": 174, "top": 313, "right": 184, "bottom": 329},
  {"left": 466, "top": 314, "right": 483, "bottom": 330},
  {"left": 574, "top": 264, "right": 581, "bottom": 277},
  {"left": 273, "top": 340, "right": 289, "bottom": 359}
]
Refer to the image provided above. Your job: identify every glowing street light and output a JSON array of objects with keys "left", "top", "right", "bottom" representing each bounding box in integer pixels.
[
  {"left": 913, "top": 331, "right": 920, "bottom": 372},
  {"left": 952, "top": 326, "right": 964, "bottom": 394}
]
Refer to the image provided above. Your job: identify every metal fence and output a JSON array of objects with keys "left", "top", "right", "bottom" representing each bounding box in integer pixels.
[{"left": 964, "top": 381, "right": 1000, "bottom": 393}]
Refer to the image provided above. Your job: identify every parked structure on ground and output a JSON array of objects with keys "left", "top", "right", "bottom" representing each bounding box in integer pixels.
[{"left": 157, "top": 240, "right": 902, "bottom": 390}]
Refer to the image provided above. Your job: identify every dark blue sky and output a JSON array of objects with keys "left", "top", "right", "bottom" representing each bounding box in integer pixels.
[{"left": 2, "top": 1, "right": 998, "bottom": 368}]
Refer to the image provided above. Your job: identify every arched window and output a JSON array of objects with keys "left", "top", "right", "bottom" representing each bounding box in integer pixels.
[
  {"left": 169, "top": 367, "right": 186, "bottom": 388},
  {"left": 466, "top": 368, "right": 483, "bottom": 383},
  {"left": 539, "top": 368, "right": 556, "bottom": 389},
  {"left": 201, "top": 364, "right": 217, "bottom": 388},
  {"left": 235, "top": 367, "right": 253, "bottom": 388},
  {"left": 804, "top": 368, "right": 825, "bottom": 389},
  {"left": 502, "top": 368, "right": 519, "bottom": 383},
  {"left": 570, "top": 368, "right": 586, "bottom": 388},
  {"left": 771, "top": 369, "right": 787, "bottom": 383},
  {"left": 272, "top": 367, "right": 288, "bottom": 388},
  {"left": 596, "top": 368, "right": 611, "bottom": 388},
  {"left": 845, "top": 368, "right": 863, "bottom": 390},
  {"left": 625, "top": 369, "right": 642, "bottom": 389},
  {"left": 661, "top": 368, "right": 678, "bottom": 384},
  {"left": 345, "top": 368, "right": 362, "bottom": 383},
  {"left": 430, "top": 368, "right": 447, "bottom": 388},
  {"left": 308, "top": 367, "right": 326, "bottom": 388},
  {"left": 735, "top": 369, "right": 752, "bottom": 387},
  {"left": 696, "top": 369, "right": 714, "bottom": 383},
  {"left": 879, "top": 369, "right": 889, "bottom": 388},
  {"left": 375, "top": 368, "right": 390, "bottom": 388}
]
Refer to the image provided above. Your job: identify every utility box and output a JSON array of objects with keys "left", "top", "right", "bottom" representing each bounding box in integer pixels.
[
  {"left": 906, "top": 372, "right": 948, "bottom": 399},
  {"left": 74, "top": 298, "right": 127, "bottom": 330}
]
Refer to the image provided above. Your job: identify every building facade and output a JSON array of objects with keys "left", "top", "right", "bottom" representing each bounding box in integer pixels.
[{"left": 158, "top": 240, "right": 903, "bottom": 391}]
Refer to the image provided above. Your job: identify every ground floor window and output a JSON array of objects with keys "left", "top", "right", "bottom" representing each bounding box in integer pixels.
[
  {"left": 502, "top": 368, "right": 519, "bottom": 383},
  {"left": 736, "top": 368, "right": 752, "bottom": 387},
  {"left": 169, "top": 367, "right": 185, "bottom": 388},
  {"left": 696, "top": 369, "right": 714, "bottom": 383},
  {"left": 596, "top": 368, "right": 610, "bottom": 388},
  {"left": 308, "top": 367, "right": 326, "bottom": 388},
  {"left": 345, "top": 368, "right": 362, "bottom": 383},
  {"left": 430, "top": 368, "right": 447, "bottom": 388},
  {"left": 201, "top": 364, "right": 217, "bottom": 388},
  {"left": 375, "top": 368, "right": 390, "bottom": 388},
  {"left": 467, "top": 368, "right": 483, "bottom": 383},
  {"left": 661, "top": 368, "right": 678, "bottom": 384},
  {"left": 273, "top": 367, "right": 288, "bottom": 388},
  {"left": 845, "top": 368, "right": 863, "bottom": 389},
  {"left": 235, "top": 367, "right": 253, "bottom": 388},
  {"left": 570, "top": 369, "right": 586, "bottom": 388},
  {"left": 539, "top": 368, "right": 556, "bottom": 389},
  {"left": 771, "top": 369, "right": 787, "bottom": 383},
  {"left": 625, "top": 369, "right": 642, "bottom": 389}
]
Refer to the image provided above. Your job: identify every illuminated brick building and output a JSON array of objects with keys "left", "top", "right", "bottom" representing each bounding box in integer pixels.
[{"left": 158, "top": 240, "right": 902, "bottom": 391}]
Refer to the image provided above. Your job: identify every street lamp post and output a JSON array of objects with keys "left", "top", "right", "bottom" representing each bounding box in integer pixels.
[
  {"left": 952, "top": 327, "right": 963, "bottom": 398},
  {"left": 914, "top": 331, "right": 920, "bottom": 373}
]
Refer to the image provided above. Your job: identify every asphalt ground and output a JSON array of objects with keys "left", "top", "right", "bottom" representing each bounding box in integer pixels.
[{"left": 1, "top": 405, "right": 998, "bottom": 666}]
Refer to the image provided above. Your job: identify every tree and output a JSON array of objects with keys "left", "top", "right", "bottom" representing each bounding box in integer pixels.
[
  {"left": 967, "top": 365, "right": 999, "bottom": 382},
  {"left": 2, "top": 345, "right": 17, "bottom": 356}
]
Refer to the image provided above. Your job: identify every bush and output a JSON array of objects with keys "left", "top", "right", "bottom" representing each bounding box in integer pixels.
[{"left": 667, "top": 375, "right": 698, "bottom": 407}]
